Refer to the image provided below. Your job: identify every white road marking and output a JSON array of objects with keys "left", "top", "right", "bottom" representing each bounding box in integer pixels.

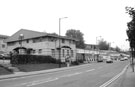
[
  {"left": 99, "top": 64, "right": 129, "bottom": 87},
  {"left": 59, "top": 69, "right": 95, "bottom": 78},
  {"left": 65, "top": 72, "right": 82, "bottom": 77},
  {"left": 27, "top": 78, "right": 58, "bottom": 87},
  {"left": 26, "top": 68, "right": 94, "bottom": 87},
  {"left": 9, "top": 68, "right": 96, "bottom": 87},
  {"left": 13, "top": 78, "right": 53, "bottom": 87},
  {"left": 85, "top": 69, "right": 95, "bottom": 72}
]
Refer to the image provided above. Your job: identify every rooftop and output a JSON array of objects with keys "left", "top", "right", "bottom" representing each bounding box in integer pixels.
[
  {"left": 0, "top": 34, "right": 9, "bottom": 39},
  {"left": 5, "top": 29, "right": 77, "bottom": 42}
]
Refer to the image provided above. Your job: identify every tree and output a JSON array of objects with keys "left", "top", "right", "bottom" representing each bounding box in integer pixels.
[
  {"left": 126, "top": 6, "right": 135, "bottom": 72},
  {"left": 126, "top": 7, "right": 135, "bottom": 49},
  {"left": 98, "top": 40, "right": 109, "bottom": 50},
  {"left": 65, "top": 29, "right": 85, "bottom": 49},
  {"left": 114, "top": 46, "right": 121, "bottom": 52}
]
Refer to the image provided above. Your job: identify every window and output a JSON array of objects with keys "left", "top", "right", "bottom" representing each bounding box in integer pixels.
[
  {"left": 42, "top": 37, "right": 47, "bottom": 41},
  {"left": 71, "top": 50, "right": 74, "bottom": 57},
  {"left": 33, "top": 38, "right": 42, "bottom": 43},
  {"left": 62, "top": 39, "right": 65, "bottom": 43},
  {"left": 62, "top": 49, "right": 65, "bottom": 57},
  {"left": 48, "top": 37, "right": 54, "bottom": 42},
  {"left": 67, "top": 50, "right": 69, "bottom": 56},
  {"left": 33, "top": 50, "right": 36, "bottom": 54},
  {"left": 7, "top": 42, "right": 15, "bottom": 46},
  {"left": 51, "top": 49, "right": 55, "bottom": 57},
  {"left": 39, "top": 37, "right": 42, "bottom": 42},
  {"left": 38, "top": 49, "right": 42, "bottom": 54},
  {"left": 33, "top": 39, "right": 36, "bottom": 43},
  {"left": 26, "top": 39, "right": 29, "bottom": 43},
  {"left": 72, "top": 40, "right": 75, "bottom": 44},
  {"left": 69, "top": 40, "right": 71, "bottom": 44},
  {"left": 2, "top": 44, "right": 5, "bottom": 48}
]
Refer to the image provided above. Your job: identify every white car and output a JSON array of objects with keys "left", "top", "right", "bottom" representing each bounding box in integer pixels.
[
  {"left": 124, "top": 57, "right": 128, "bottom": 60},
  {"left": 120, "top": 57, "right": 128, "bottom": 61}
]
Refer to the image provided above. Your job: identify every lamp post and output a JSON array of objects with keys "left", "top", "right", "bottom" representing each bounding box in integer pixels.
[
  {"left": 59, "top": 17, "right": 68, "bottom": 68},
  {"left": 109, "top": 42, "right": 114, "bottom": 51},
  {"left": 19, "top": 34, "right": 24, "bottom": 54},
  {"left": 96, "top": 36, "right": 102, "bottom": 52},
  {"left": 19, "top": 34, "right": 24, "bottom": 47}
]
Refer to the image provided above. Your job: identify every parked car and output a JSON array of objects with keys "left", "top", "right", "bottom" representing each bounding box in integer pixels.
[
  {"left": 0, "top": 54, "right": 4, "bottom": 59},
  {"left": 120, "top": 58, "right": 125, "bottom": 61},
  {"left": 106, "top": 58, "right": 113, "bottom": 63},
  {"left": 124, "top": 57, "right": 128, "bottom": 60},
  {"left": 120, "top": 57, "right": 128, "bottom": 61}
]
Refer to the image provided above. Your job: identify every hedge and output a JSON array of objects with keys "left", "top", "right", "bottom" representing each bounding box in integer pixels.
[{"left": 11, "top": 55, "right": 60, "bottom": 64}]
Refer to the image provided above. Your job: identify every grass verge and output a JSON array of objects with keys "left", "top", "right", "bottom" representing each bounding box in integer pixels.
[
  {"left": 13, "top": 63, "right": 67, "bottom": 72},
  {"left": 0, "top": 66, "right": 13, "bottom": 75}
]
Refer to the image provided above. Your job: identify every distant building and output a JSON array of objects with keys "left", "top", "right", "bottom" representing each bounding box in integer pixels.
[
  {"left": 85, "top": 44, "right": 98, "bottom": 50},
  {"left": 5, "top": 29, "right": 77, "bottom": 62},
  {"left": 76, "top": 44, "right": 99, "bottom": 62},
  {"left": 0, "top": 35, "right": 9, "bottom": 54}
]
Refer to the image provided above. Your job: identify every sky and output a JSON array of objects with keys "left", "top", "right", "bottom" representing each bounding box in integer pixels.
[{"left": 0, "top": 0, "right": 134, "bottom": 51}]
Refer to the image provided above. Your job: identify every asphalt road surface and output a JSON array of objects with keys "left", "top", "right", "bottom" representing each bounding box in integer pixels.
[{"left": 0, "top": 61, "right": 128, "bottom": 87}]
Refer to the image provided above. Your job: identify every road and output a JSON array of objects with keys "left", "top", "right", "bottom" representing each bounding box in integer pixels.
[{"left": 0, "top": 61, "right": 128, "bottom": 87}]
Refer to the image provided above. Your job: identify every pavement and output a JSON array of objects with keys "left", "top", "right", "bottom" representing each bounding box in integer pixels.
[
  {"left": 119, "top": 65, "right": 135, "bottom": 87},
  {"left": 109, "top": 64, "right": 135, "bottom": 87}
]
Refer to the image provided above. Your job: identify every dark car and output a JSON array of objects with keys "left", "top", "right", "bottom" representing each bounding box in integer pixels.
[{"left": 106, "top": 59, "right": 113, "bottom": 63}]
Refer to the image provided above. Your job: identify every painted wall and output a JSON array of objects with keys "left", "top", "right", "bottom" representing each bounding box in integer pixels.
[{"left": 7, "top": 37, "right": 76, "bottom": 62}]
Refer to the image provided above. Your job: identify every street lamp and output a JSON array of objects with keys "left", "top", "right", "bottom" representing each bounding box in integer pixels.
[
  {"left": 109, "top": 42, "right": 114, "bottom": 51},
  {"left": 96, "top": 36, "right": 102, "bottom": 51},
  {"left": 18, "top": 34, "right": 24, "bottom": 54},
  {"left": 96, "top": 36, "right": 101, "bottom": 62},
  {"left": 19, "top": 34, "right": 24, "bottom": 47},
  {"left": 59, "top": 17, "right": 68, "bottom": 68}
]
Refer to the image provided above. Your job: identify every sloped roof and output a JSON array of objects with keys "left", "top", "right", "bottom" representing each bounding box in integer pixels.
[
  {"left": 5, "top": 29, "right": 77, "bottom": 42},
  {"left": 5, "top": 29, "right": 47, "bottom": 42},
  {"left": 0, "top": 34, "right": 9, "bottom": 39}
]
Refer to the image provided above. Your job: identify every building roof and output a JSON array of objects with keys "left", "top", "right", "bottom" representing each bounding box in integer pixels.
[
  {"left": 85, "top": 44, "right": 98, "bottom": 46},
  {"left": 0, "top": 34, "right": 9, "bottom": 39},
  {"left": 5, "top": 29, "right": 77, "bottom": 42}
]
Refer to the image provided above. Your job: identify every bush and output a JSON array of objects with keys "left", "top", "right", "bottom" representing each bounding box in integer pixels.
[
  {"left": 77, "top": 59, "right": 84, "bottom": 63},
  {"left": 71, "top": 61, "right": 79, "bottom": 65},
  {"left": 11, "top": 55, "right": 58, "bottom": 64},
  {"left": 0, "top": 56, "right": 11, "bottom": 60}
]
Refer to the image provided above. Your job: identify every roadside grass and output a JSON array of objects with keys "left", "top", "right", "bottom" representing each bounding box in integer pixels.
[
  {"left": 0, "top": 66, "right": 13, "bottom": 75},
  {"left": 13, "top": 63, "right": 67, "bottom": 72}
]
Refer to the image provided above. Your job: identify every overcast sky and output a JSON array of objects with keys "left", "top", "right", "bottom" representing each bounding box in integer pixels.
[{"left": 0, "top": 0, "right": 134, "bottom": 50}]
